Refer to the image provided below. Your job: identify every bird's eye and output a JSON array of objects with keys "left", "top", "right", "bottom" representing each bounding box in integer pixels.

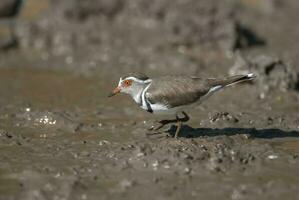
[{"left": 123, "top": 80, "right": 132, "bottom": 86}]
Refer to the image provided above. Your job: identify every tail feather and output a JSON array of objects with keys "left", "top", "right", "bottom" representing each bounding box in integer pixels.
[{"left": 208, "top": 73, "right": 256, "bottom": 87}]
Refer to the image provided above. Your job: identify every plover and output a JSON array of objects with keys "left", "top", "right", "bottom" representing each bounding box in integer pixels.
[{"left": 108, "top": 72, "right": 255, "bottom": 138}]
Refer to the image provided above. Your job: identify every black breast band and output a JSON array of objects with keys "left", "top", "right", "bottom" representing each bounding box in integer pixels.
[{"left": 145, "top": 99, "right": 153, "bottom": 113}]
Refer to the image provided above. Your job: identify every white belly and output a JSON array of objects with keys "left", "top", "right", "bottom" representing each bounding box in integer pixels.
[{"left": 146, "top": 103, "right": 188, "bottom": 115}]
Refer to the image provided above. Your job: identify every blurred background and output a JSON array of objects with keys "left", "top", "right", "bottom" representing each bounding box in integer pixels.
[{"left": 0, "top": 0, "right": 299, "bottom": 199}]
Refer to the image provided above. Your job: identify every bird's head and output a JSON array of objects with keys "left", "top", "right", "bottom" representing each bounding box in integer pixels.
[{"left": 108, "top": 73, "right": 151, "bottom": 97}]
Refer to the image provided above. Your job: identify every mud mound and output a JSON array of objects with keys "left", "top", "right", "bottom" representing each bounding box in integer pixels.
[
  {"left": 229, "top": 54, "right": 299, "bottom": 92},
  {"left": 21, "top": 0, "right": 234, "bottom": 51},
  {"left": 0, "top": 0, "right": 267, "bottom": 74}
]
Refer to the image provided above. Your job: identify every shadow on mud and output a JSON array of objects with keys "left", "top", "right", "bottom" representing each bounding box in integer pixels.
[{"left": 168, "top": 125, "right": 299, "bottom": 139}]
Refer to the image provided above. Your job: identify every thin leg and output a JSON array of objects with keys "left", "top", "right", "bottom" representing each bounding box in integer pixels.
[
  {"left": 174, "top": 115, "right": 182, "bottom": 139},
  {"left": 174, "top": 111, "right": 190, "bottom": 138}
]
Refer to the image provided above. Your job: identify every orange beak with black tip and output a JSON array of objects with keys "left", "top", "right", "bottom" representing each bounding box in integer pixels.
[{"left": 108, "top": 86, "right": 121, "bottom": 97}]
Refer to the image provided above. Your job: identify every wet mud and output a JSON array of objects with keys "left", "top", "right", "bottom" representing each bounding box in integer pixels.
[
  {"left": 0, "top": 66, "right": 298, "bottom": 200},
  {"left": 0, "top": 0, "right": 299, "bottom": 200}
]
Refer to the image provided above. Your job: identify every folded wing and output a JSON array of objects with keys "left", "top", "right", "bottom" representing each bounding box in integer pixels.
[{"left": 146, "top": 76, "right": 210, "bottom": 108}]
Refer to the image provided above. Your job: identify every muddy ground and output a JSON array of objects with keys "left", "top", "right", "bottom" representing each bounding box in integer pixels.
[{"left": 0, "top": 0, "right": 299, "bottom": 200}]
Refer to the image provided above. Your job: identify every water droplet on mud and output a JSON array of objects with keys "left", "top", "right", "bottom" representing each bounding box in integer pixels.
[
  {"left": 152, "top": 160, "right": 159, "bottom": 170},
  {"left": 267, "top": 154, "right": 278, "bottom": 160}
]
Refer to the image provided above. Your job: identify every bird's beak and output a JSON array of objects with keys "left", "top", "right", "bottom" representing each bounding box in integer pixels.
[{"left": 108, "top": 86, "right": 121, "bottom": 97}]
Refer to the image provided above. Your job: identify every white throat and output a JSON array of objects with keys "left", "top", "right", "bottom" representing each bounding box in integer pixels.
[
  {"left": 131, "top": 81, "right": 152, "bottom": 105},
  {"left": 132, "top": 89, "right": 143, "bottom": 104}
]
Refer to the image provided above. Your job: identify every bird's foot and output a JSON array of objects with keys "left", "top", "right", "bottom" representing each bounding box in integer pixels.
[{"left": 148, "top": 119, "right": 176, "bottom": 131}]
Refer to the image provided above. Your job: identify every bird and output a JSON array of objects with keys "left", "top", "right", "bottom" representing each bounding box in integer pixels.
[{"left": 108, "top": 72, "right": 256, "bottom": 138}]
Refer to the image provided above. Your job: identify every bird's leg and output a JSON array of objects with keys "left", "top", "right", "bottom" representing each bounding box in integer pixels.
[
  {"left": 174, "top": 115, "right": 182, "bottom": 139},
  {"left": 174, "top": 111, "right": 190, "bottom": 138},
  {"left": 148, "top": 111, "right": 190, "bottom": 135}
]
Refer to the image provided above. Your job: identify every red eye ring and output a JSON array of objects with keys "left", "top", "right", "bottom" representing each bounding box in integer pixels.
[{"left": 123, "top": 80, "right": 132, "bottom": 86}]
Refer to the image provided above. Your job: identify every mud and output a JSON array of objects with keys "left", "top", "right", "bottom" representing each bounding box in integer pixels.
[
  {"left": 229, "top": 54, "right": 299, "bottom": 93},
  {"left": 1, "top": 0, "right": 299, "bottom": 200}
]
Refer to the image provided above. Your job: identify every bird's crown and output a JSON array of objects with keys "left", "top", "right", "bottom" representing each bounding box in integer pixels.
[{"left": 121, "top": 72, "right": 149, "bottom": 81}]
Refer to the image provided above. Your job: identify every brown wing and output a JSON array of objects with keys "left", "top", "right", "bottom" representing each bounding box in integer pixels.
[
  {"left": 146, "top": 76, "right": 211, "bottom": 108},
  {"left": 146, "top": 74, "right": 254, "bottom": 108}
]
